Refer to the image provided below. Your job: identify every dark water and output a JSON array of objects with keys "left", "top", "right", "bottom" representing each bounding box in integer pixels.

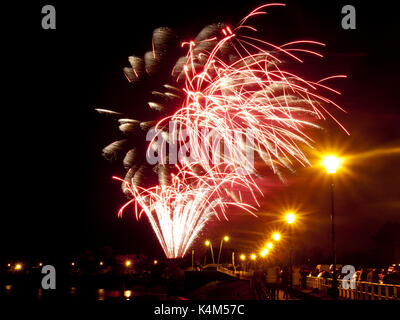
[{"left": 2, "top": 283, "right": 166, "bottom": 301}]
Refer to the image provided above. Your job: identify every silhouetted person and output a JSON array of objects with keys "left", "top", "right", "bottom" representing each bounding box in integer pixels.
[
  {"left": 300, "top": 268, "right": 308, "bottom": 288},
  {"left": 366, "top": 269, "right": 373, "bottom": 283},
  {"left": 372, "top": 269, "right": 379, "bottom": 283},
  {"left": 360, "top": 268, "right": 367, "bottom": 281},
  {"left": 252, "top": 268, "right": 264, "bottom": 299},
  {"left": 264, "top": 266, "right": 279, "bottom": 300},
  {"left": 281, "top": 266, "right": 289, "bottom": 300}
]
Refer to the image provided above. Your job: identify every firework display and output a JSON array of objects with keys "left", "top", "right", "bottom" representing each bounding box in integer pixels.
[{"left": 97, "top": 3, "right": 346, "bottom": 258}]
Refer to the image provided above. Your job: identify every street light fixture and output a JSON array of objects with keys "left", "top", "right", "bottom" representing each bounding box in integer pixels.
[
  {"left": 272, "top": 233, "right": 281, "bottom": 241},
  {"left": 285, "top": 212, "right": 296, "bottom": 224},
  {"left": 266, "top": 242, "right": 273, "bottom": 249},
  {"left": 217, "top": 236, "right": 229, "bottom": 269},
  {"left": 323, "top": 154, "right": 341, "bottom": 300},
  {"left": 240, "top": 254, "right": 246, "bottom": 261},
  {"left": 260, "top": 248, "right": 269, "bottom": 257},
  {"left": 205, "top": 240, "right": 215, "bottom": 264},
  {"left": 250, "top": 254, "right": 256, "bottom": 260},
  {"left": 323, "top": 155, "right": 341, "bottom": 174}
]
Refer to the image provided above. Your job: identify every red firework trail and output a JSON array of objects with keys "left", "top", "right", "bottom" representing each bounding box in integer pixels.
[{"left": 119, "top": 3, "right": 348, "bottom": 258}]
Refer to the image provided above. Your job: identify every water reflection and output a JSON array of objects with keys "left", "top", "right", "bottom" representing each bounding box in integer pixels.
[
  {"left": 96, "top": 288, "right": 120, "bottom": 300},
  {"left": 70, "top": 286, "right": 77, "bottom": 296},
  {"left": 3, "top": 284, "right": 162, "bottom": 300},
  {"left": 5, "top": 284, "right": 12, "bottom": 296},
  {"left": 97, "top": 288, "right": 105, "bottom": 300}
]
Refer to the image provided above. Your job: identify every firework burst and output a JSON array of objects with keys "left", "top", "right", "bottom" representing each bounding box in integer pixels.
[
  {"left": 100, "top": 3, "right": 348, "bottom": 258},
  {"left": 115, "top": 166, "right": 256, "bottom": 258}
]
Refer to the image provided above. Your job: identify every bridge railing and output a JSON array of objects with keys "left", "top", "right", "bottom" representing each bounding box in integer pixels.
[
  {"left": 217, "top": 266, "right": 251, "bottom": 279},
  {"left": 306, "top": 276, "right": 400, "bottom": 300}
]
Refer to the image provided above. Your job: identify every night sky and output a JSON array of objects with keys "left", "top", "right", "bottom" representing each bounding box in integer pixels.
[{"left": 2, "top": 1, "right": 399, "bottom": 264}]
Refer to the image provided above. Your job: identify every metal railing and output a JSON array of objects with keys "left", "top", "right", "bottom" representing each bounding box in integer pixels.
[
  {"left": 217, "top": 266, "right": 251, "bottom": 279},
  {"left": 306, "top": 276, "right": 400, "bottom": 300}
]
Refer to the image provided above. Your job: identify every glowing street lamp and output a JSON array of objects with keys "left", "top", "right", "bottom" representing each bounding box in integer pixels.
[
  {"left": 272, "top": 233, "right": 281, "bottom": 241},
  {"left": 240, "top": 254, "right": 246, "bottom": 261},
  {"left": 266, "top": 242, "right": 273, "bottom": 249},
  {"left": 285, "top": 212, "right": 296, "bottom": 224},
  {"left": 260, "top": 248, "right": 269, "bottom": 257},
  {"left": 15, "top": 264, "right": 22, "bottom": 271},
  {"left": 323, "top": 155, "right": 340, "bottom": 174},
  {"left": 217, "top": 236, "right": 229, "bottom": 268},
  {"left": 205, "top": 240, "right": 215, "bottom": 264},
  {"left": 250, "top": 254, "right": 256, "bottom": 260},
  {"left": 153, "top": 260, "right": 158, "bottom": 265},
  {"left": 125, "top": 260, "right": 132, "bottom": 267},
  {"left": 322, "top": 154, "right": 341, "bottom": 300}
]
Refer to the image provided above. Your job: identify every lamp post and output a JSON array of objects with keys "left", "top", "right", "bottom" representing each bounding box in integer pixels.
[
  {"left": 323, "top": 155, "right": 340, "bottom": 300},
  {"left": 217, "top": 236, "right": 229, "bottom": 269},
  {"left": 250, "top": 253, "right": 257, "bottom": 272},
  {"left": 285, "top": 213, "right": 295, "bottom": 292},
  {"left": 271, "top": 232, "right": 281, "bottom": 265},
  {"left": 205, "top": 240, "right": 215, "bottom": 264},
  {"left": 192, "top": 249, "right": 195, "bottom": 270},
  {"left": 240, "top": 254, "right": 246, "bottom": 274}
]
